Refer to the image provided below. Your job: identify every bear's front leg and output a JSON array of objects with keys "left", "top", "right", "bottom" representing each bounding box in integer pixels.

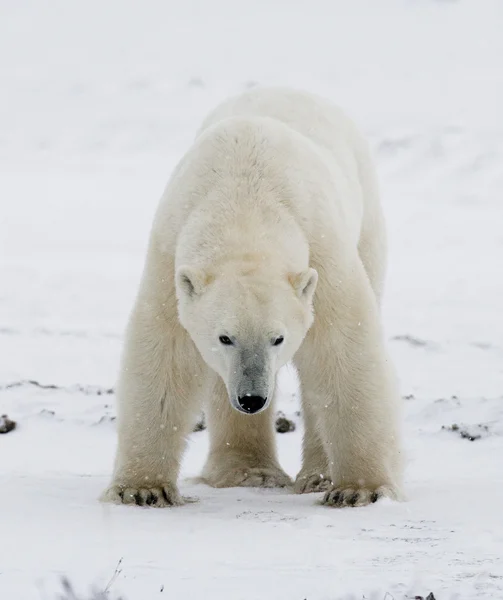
[
  {"left": 295, "top": 274, "right": 403, "bottom": 507},
  {"left": 101, "top": 304, "right": 206, "bottom": 507},
  {"left": 200, "top": 376, "right": 292, "bottom": 489}
]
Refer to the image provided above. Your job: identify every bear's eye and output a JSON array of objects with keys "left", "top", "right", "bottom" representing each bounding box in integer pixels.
[
  {"left": 219, "top": 335, "right": 234, "bottom": 346},
  {"left": 272, "top": 336, "right": 284, "bottom": 346}
]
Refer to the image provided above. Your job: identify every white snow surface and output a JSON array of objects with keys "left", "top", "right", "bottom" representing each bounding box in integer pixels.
[{"left": 1, "top": 1, "right": 503, "bottom": 598}]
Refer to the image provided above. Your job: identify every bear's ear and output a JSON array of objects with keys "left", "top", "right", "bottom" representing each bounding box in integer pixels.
[
  {"left": 176, "top": 266, "right": 210, "bottom": 298},
  {"left": 289, "top": 268, "right": 318, "bottom": 302}
]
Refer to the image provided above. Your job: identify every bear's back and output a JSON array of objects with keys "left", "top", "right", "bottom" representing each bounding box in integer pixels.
[
  {"left": 198, "top": 87, "right": 367, "bottom": 181},
  {"left": 198, "top": 87, "right": 385, "bottom": 299}
]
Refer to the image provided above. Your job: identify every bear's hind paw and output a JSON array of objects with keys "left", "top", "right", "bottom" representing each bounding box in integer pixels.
[
  {"left": 294, "top": 472, "right": 332, "bottom": 494},
  {"left": 204, "top": 466, "right": 292, "bottom": 489}
]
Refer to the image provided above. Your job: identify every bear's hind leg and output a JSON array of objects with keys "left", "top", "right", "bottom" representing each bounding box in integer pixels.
[
  {"left": 294, "top": 401, "right": 331, "bottom": 494},
  {"left": 200, "top": 376, "right": 292, "bottom": 489}
]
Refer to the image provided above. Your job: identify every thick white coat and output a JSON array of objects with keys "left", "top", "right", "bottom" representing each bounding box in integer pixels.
[{"left": 102, "top": 87, "right": 403, "bottom": 508}]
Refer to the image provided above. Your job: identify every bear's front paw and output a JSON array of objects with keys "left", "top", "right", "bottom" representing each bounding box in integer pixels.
[
  {"left": 205, "top": 466, "right": 293, "bottom": 489},
  {"left": 100, "top": 482, "right": 196, "bottom": 508},
  {"left": 294, "top": 472, "right": 332, "bottom": 494},
  {"left": 321, "top": 485, "right": 389, "bottom": 508}
]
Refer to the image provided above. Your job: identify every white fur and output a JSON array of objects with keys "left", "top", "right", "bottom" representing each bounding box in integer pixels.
[{"left": 101, "top": 87, "right": 403, "bottom": 508}]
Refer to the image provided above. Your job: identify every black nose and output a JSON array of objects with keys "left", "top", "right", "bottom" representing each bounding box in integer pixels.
[{"left": 237, "top": 395, "right": 267, "bottom": 414}]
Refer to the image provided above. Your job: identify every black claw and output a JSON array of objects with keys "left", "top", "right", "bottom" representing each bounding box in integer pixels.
[
  {"left": 370, "top": 491, "right": 380, "bottom": 503},
  {"left": 348, "top": 492, "right": 360, "bottom": 506},
  {"left": 118, "top": 489, "right": 124, "bottom": 501},
  {"left": 331, "top": 491, "right": 342, "bottom": 505},
  {"left": 146, "top": 492, "right": 158, "bottom": 506},
  {"left": 161, "top": 487, "right": 172, "bottom": 505},
  {"left": 134, "top": 492, "right": 145, "bottom": 506}
]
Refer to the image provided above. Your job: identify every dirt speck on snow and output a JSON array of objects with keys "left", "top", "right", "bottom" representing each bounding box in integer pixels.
[
  {"left": 275, "top": 412, "right": 296, "bottom": 433},
  {"left": 442, "top": 422, "right": 490, "bottom": 441},
  {"left": 0, "top": 414, "right": 16, "bottom": 434}
]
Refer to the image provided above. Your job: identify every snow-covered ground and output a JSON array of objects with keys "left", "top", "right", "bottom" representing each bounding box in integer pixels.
[{"left": 1, "top": 1, "right": 503, "bottom": 598}]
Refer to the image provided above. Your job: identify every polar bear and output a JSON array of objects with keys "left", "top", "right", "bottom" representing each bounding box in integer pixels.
[{"left": 101, "top": 87, "right": 403, "bottom": 509}]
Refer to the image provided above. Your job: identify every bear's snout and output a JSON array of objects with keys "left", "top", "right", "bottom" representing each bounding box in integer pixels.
[{"left": 237, "top": 394, "right": 267, "bottom": 414}]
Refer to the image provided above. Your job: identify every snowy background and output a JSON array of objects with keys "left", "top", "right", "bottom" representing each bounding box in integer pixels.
[{"left": 1, "top": 1, "right": 503, "bottom": 598}]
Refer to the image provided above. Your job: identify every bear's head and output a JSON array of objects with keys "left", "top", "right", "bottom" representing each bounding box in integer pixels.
[{"left": 175, "top": 263, "right": 318, "bottom": 414}]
